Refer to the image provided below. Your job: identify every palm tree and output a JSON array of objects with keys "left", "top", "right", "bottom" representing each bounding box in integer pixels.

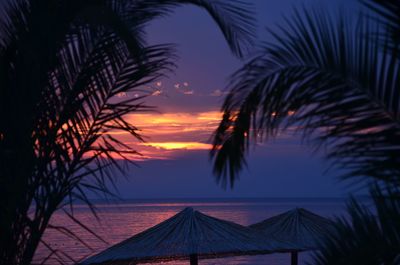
[
  {"left": 211, "top": 1, "right": 400, "bottom": 188},
  {"left": 211, "top": 0, "right": 400, "bottom": 264},
  {"left": 0, "top": 0, "right": 254, "bottom": 264}
]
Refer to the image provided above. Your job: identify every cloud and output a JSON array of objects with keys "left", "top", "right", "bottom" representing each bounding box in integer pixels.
[
  {"left": 183, "top": 90, "right": 194, "bottom": 95},
  {"left": 173, "top": 81, "right": 194, "bottom": 95},
  {"left": 93, "top": 110, "right": 301, "bottom": 162},
  {"left": 104, "top": 111, "right": 221, "bottom": 160},
  {"left": 210, "top": 89, "right": 228, "bottom": 97},
  {"left": 140, "top": 142, "right": 212, "bottom": 150},
  {"left": 116, "top": 92, "right": 127, "bottom": 98},
  {"left": 151, "top": 90, "right": 163, "bottom": 96}
]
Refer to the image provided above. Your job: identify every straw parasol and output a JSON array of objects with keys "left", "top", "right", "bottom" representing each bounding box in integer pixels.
[
  {"left": 249, "top": 208, "right": 335, "bottom": 265},
  {"left": 80, "top": 207, "right": 293, "bottom": 265}
]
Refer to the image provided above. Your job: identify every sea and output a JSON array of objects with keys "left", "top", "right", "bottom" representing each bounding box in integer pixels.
[{"left": 34, "top": 198, "right": 354, "bottom": 265}]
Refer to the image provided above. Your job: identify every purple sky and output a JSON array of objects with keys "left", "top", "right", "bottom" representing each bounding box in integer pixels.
[{"left": 110, "top": 0, "right": 364, "bottom": 199}]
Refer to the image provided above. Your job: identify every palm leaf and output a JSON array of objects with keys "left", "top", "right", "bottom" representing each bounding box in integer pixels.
[
  {"left": 363, "top": 0, "right": 400, "bottom": 56},
  {"left": 0, "top": 0, "right": 255, "bottom": 263},
  {"left": 312, "top": 185, "right": 400, "bottom": 265},
  {"left": 212, "top": 8, "right": 400, "bottom": 187},
  {"left": 127, "top": 0, "right": 256, "bottom": 58}
]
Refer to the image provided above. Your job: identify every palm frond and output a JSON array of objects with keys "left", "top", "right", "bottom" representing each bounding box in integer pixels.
[
  {"left": 127, "top": 0, "right": 256, "bottom": 58},
  {"left": 312, "top": 185, "right": 400, "bottom": 265},
  {"left": 0, "top": 0, "right": 256, "bottom": 263},
  {"left": 212, "top": 8, "right": 400, "bottom": 187},
  {"left": 363, "top": 0, "right": 400, "bottom": 56}
]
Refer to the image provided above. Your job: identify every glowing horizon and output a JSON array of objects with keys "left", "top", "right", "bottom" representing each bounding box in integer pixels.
[
  {"left": 108, "top": 110, "right": 222, "bottom": 160},
  {"left": 140, "top": 142, "right": 212, "bottom": 150}
]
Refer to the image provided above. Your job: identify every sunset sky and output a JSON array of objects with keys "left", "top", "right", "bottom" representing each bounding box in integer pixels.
[{"left": 110, "top": 0, "right": 363, "bottom": 199}]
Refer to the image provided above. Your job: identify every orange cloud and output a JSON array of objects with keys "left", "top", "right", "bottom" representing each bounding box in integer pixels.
[
  {"left": 140, "top": 142, "right": 212, "bottom": 150},
  {"left": 106, "top": 111, "right": 222, "bottom": 160}
]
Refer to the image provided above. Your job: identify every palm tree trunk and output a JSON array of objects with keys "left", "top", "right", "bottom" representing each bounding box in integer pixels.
[{"left": 0, "top": 132, "right": 36, "bottom": 265}]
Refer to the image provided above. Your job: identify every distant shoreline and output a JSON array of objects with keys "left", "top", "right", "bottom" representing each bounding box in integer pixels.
[{"left": 70, "top": 196, "right": 371, "bottom": 205}]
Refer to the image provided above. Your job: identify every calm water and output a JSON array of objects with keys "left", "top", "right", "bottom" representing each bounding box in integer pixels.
[{"left": 35, "top": 198, "right": 349, "bottom": 265}]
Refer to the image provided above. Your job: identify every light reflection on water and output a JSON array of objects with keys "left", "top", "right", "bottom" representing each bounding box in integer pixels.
[{"left": 35, "top": 198, "right": 347, "bottom": 265}]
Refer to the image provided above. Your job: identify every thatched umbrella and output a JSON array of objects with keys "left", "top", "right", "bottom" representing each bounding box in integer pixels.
[
  {"left": 249, "top": 208, "right": 335, "bottom": 265},
  {"left": 80, "top": 207, "right": 293, "bottom": 265}
]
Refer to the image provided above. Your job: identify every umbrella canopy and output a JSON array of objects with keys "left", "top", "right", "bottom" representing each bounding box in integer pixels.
[
  {"left": 80, "top": 207, "right": 293, "bottom": 265},
  {"left": 249, "top": 208, "right": 335, "bottom": 251}
]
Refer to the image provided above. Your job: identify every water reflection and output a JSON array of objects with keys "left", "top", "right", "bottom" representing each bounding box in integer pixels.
[{"left": 35, "top": 198, "right": 346, "bottom": 264}]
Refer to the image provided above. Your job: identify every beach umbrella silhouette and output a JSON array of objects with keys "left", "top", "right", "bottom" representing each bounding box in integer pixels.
[
  {"left": 80, "top": 207, "right": 293, "bottom": 265},
  {"left": 249, "top": 208, "right": 335, "bottom": 265}
]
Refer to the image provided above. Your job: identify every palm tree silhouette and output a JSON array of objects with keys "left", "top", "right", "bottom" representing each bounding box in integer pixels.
[
  {"left": 211, "top": 1, "right": 400, "bottom": 188},
  {"left": 313, "top": 185, "right": 400, "bottom": 264},
  {"left": 0, "top": 0, "right": 254, "bottom": 264},
  {"left": 211, "top": 0, "right": 400, "bottom": 263}
]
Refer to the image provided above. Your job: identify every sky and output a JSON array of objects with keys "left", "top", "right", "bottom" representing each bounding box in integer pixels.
[{"left": 107, "top": 0, "right": 364, "bottom": 199}]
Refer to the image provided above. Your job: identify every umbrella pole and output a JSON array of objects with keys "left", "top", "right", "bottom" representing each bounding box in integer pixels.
[
  {"left": 291, "top": 251, "right": 298, "bottom": 265},
  {"left": 190, "top": 254, "right": 198, "bottom": 265}
]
